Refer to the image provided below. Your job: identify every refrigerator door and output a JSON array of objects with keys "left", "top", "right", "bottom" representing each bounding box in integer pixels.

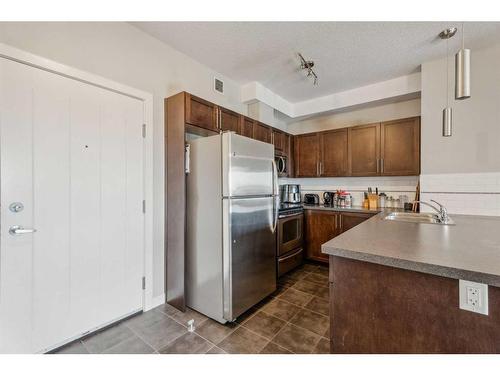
[
  {"left": 223, "top": 196, "right": 277, "bottom": 321},
  {"left": 222, "top": 132, "right": 275, "bottom": 198}
]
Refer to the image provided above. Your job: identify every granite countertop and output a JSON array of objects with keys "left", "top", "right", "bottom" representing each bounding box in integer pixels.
[
  {"left": 322, "top": 211, "right": 500, "bottom": 287},
  {"left": 302, "top": 204, "right": 382, "bottom": 214}
]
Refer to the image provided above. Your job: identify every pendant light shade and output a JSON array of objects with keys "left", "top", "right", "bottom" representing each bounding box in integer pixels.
[
  {"left": 455, "top": 48, "right": 471, "bottom": 99},
  {"left": 443, "top": 107, "right": 452, "bottom": 137}
]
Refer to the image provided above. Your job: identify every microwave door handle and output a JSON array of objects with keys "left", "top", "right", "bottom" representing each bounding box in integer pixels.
[{"left": 271, "top": 159, "right": 279, "bottom": 233}]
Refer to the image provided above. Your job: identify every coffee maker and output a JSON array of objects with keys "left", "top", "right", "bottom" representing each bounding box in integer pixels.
[
  {"left": 280, "top": 184, "right": 301, "bottom": 204},
  {"left": 323, "top": 191, "right": 334, "bottom": 205}
]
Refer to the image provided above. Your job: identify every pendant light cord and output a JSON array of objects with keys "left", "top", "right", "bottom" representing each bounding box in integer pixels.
[
  {"left": 446, "top": 37, "right": 449, "bottom": 107},
  {"left": 462, "top": 22, "right": 465, "bottom": 50}
]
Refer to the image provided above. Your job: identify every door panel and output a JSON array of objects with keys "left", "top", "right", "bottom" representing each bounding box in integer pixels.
[
  {"left": 349, "top": 123, "right": 380, "bottom": 176},
  {"left": 240, "top": 116, "right": 254, "bottom": 138},
  {"left": 219, "top": 107, "right": 240, "bottom": 133},
  {"left": 320, "top": 129, "right": 348, "bottom": 176},
  {"left": 0, "top": 58, "right": 144, "bottom": 353},
  {"left": 253, "top": 122, "right": 272, "bottom": 144},
  {"left": 304, "top": 210, "right": 340, "bottom": 263},
  {"left": 227, "top": 197, "right": 276, "bottom": 320},
  {"left": 185, "top": 93, "right": 217, "bottom": 131},
  {"left": 294, "top": 133, "right": 320, "bottom": 177},
  {"left": 380, "top": 117, "right": 420, "bottom": 176}
]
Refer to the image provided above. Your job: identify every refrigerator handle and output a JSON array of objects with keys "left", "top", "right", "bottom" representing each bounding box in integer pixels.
[{"left": 271, "top": 159, "right": 279, "bottom": 233}]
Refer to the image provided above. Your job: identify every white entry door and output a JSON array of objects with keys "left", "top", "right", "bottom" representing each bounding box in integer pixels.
[{"left": 0, "top": 57, "right": 145, "bottom": 353}]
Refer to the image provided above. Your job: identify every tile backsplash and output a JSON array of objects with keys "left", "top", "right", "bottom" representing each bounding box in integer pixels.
[
  {"left": 280, "top": 176, "right": 419, "bottom": 207},
  {"left": 420, "top": 173, "right": 500, "bottom": 216}
]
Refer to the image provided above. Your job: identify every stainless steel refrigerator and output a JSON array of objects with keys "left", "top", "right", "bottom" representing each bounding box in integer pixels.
[{"left": 186, "top": 132, "right": 278, "bottom": 323}]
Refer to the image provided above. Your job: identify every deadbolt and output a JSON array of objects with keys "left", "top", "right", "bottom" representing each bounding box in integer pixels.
[{"left": 9, "top": 202, "right": 24, "bottom": 213}]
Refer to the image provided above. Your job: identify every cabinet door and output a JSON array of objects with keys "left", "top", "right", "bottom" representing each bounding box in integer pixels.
[
  {"left": 272, "top": 130, "right": 285, "bottom": 152},
  {"left": 304, "top": 210, "right": 340, "bottom": 263},
  {"left": 240, "top": 116, "right": 254, "bottom": 138},
  {"left": 253, "top": 122, "right": 272, "bottom": 144},
  {"left": 348, "top": 123, "right": 380, "bottom": 176},
  {"left": 320, "top": 128, "right": 348, "bottom": 176},
  {"left": 340, "top": 212, "right": 375, "bottom": 233},
  {"left": 294, "top": 133, "right": 320, "bottom": 177},
  {"left": 219, "top": 107, "right": 241, "bottom": 133},
  {"left": 380, "top": 117, "right": 420, "bottom": 176},
  {"left": 184, "top": 93, "right": 217, "bottom": 132}
]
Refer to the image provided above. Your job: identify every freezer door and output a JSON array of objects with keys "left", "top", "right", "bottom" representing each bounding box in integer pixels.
[
  {"left": 223, "top": 197, "right": 277, "bottom": 321},
  {"left": 222, "top": 132, "right": 274, "bottom": 197}
]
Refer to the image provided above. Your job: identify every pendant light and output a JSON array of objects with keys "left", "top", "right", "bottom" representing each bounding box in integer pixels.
[
  {"left": 455, "top": 22, "right": 471, "bottom": 99},
  {"left": 439, "top": 27, "right": 457, "bottom": 137}
]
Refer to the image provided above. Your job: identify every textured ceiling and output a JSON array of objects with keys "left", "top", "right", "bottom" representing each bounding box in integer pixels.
[{"left": 132, "top": 22, "right": 500, "bottom": 103}]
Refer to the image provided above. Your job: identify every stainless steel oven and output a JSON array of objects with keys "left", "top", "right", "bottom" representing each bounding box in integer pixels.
[{"left": 277, "top": 208, "right": 304, "bottom": 276}]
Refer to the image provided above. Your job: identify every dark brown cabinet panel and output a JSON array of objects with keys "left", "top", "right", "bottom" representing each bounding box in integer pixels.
[
  {"left": 304, "top": 210, "right": 341, "bottom": 263},
  {"left": 253, "top": 122, "right": 272, "bottom": 144},
  {"left": 184, "top": 93, "right": 217, "bottom": 132},
  {"left": 219, "top": 107, "right": 241, "bottom": 133},
  {"left": 348, "top": 123, "right": 380, "bottom": 177},
  {"left": 240, "top": 116, "right": 254, "bottom": 138},
  {"left": 340, "top": 212, "right": 375, "bottom": 233},
  {"left": 294, "top": 133, "right": 320, "bottom": 177},
  {"left": 320, "top": 129, "right": 349, "bottom": 177},
  {"left": 380, "top": 117, "right": 420, "bottom": 176},
  {"left": 272, "top": 130, "right": 285, "bottom": 152}
]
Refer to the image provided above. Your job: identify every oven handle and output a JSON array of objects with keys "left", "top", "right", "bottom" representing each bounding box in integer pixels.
[{"left": 278, "top": 247, "right": 303, "bottom": 262}]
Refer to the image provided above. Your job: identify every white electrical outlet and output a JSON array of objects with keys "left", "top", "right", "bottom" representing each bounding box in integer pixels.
[{"left": 459, "top": 280, "right": 488, "bottom": 315}]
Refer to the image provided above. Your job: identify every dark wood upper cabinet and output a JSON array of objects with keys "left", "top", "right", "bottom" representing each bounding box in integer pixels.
[
  {"left": 320, "top": 129, "right": 349, "bottom": 177},
  {"left": 380, "top": 117, "right": 420, "bottom": 176},
  {"left": 184, "top": 93, "right": 218, "bottom": 132},
  {"left": 272, "top": 129, "right": 285, "bottom": 152},
  {"left": 219, "top": 107, "right": 241, "bottom": 133},
  {"left": 294, "top": 133, "right": 320, "bottom": 177},
  {"left": 348, "top": 123, "right": 381, "bottom": 177},
  {"left": 253, "top": 122, "right": 272, "bottom": 144},
  {"left": 240, "top": 116, "right": 254, "bottom": 138},
  {"left": 304, "top": 210, "right": 340, "bottom": 263}
]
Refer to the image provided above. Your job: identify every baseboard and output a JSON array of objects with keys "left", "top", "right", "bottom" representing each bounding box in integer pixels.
[{"left": 146, "top": 293, "right": 166, "bottom": 311}]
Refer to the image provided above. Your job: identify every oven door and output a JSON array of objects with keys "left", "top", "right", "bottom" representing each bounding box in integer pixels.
[{"left": 277, "top": 213, "right": 304, "bottom": 256}]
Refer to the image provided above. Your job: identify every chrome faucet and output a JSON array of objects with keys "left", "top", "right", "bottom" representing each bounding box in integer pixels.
[{"left": 413, "top": 200, "right": 450, "bottom": 223}]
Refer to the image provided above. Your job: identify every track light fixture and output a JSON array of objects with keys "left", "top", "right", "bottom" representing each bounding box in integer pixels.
[{"left": 298, "top": 53, "right": 318, "bottom": 85}]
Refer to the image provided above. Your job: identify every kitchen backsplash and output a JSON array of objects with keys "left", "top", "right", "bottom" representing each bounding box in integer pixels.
[
  {"left": 420, "top": 173, "right": 500, "bottom": 216},
  {"left": 279, "top": 176, "right": 419, "bottom": 206}
]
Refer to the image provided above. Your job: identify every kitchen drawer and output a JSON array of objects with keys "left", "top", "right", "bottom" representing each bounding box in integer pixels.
[{"left": 277, "top": 247, "right": 304, "bottom": 277}]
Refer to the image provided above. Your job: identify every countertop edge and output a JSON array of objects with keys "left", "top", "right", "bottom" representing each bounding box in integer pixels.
[{"left": 324, "top": 246, "right": 500, "bottom": 288}]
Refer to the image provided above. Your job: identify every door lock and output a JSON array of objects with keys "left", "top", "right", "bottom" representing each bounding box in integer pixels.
[{"left": 9, "top": 202, "right": 24, "bottom": 213}]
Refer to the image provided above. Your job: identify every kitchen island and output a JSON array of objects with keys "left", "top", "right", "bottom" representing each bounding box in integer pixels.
[{"left": 322, "top": 212, "right": 500, "bottom": 353}]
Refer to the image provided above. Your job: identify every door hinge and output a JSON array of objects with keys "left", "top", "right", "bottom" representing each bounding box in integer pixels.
[
  {"left": 142, "top": 124, "right": 146, "bottom": 138},
  {"left": 142, "top": 200, "right": 146, "bottom": 213},
  {"left": 142, "top": 276, "right": 146, "bottom": 290}
]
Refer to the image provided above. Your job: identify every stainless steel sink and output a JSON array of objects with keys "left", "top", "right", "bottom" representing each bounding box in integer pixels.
[{"left": 384, "top": 212, "right": 455, "bottom": 225}]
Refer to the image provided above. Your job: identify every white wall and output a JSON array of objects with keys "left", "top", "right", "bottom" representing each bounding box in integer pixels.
[
  {"left": 287, "top": 98, "right": 421, "bottom": 134},
  {"left": 420, "top": 43, "right": 500, "bottom": 215},
  {"left": 0, "top": 22, "right": 246, "bottom": 300}
]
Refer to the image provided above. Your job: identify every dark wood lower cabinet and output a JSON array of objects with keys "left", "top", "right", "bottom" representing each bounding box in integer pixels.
[
  {"left": 304, "top": 210, "right": 341, "bottom": 263},
  {"left": 305, "top": 209, "right": 376, "bottom": 263},
  {"left": 330, "top": 256, "right": 500, "bottom": 353},
  {"left": 340, "top": 212, "right": 375, "bottom": 232}
]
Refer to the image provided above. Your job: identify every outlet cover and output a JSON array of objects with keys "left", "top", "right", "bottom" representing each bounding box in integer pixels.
[{"left": 459, "top": 280, "right": 488, "bottom": 315}]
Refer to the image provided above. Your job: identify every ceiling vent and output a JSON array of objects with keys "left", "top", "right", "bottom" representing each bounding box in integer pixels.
[{"left": 214, "top": 78, "right": 224, "bottom": 94}]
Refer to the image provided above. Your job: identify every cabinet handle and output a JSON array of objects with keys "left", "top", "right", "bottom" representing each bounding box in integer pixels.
[
  {"left": 376, "top": 158, "right": 379, "bottom": 173},
  {"left": 319, "top": 161, "right": 323, "bottom": 175},
  {"left": 219, "top": 108, "right": 222, "bottom": 130},
  {"left": 381, "top": 158, "right": 384, "bottom": 173},
  {"left": 316, "top": 162, "right": 319, "bottom": 176}
]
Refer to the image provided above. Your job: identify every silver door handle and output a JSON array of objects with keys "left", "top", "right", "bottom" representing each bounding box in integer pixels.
[{"left": 9, "top": 225, "right": 37, "bottom": 235}]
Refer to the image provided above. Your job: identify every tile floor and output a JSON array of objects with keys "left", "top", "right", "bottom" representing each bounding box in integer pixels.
[{"left": 53, "top": 262, "right": 330, "bottom": 354}]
